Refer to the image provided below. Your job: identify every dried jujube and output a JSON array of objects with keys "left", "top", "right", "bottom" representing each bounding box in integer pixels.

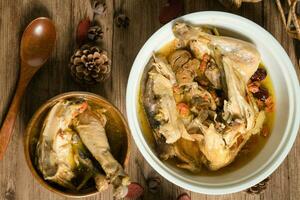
[
  {"left": 76, "top": 18, "right": 91, "bottom": 46},
  {"left": 251, "top": 68, "right": 267, "bottom": 82},
  {"left": 125, "top": 182, "right": 144, "bottom": 199}
]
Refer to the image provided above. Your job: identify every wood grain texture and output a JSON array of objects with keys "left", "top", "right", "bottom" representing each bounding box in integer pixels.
[{"left": 0, "top": 0, "right": 299, "bottom": 200}]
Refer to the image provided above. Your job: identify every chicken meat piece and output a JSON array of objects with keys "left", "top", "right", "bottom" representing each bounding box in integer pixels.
[
  {"left": 172, "top": 22, "right": 265, "bottom": 170},
  {"left": 179, "top": 82, "right": 217, "bottom": 111},
  {"left": 142, "top": 56, "right": 206, "bottom": 172},
  {"left": 173, "top": 22, "right": 261, "bottom": 82},
  {"left": 205, "top": 62, "right": 221, "bottom": 89},
  {"left": 143, "top": 56, "right": 194, "bottom": 144},
  {"left": 36, "top": 100, "right": 88, "bottom": 189},
  {"left": 73, "top": 109, "right": 130, "bottom": 199}
]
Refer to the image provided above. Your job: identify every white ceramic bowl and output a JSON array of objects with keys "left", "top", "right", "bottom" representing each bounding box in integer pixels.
[{"left": 126, "top": 11, "right": 300, "bottom": 194}]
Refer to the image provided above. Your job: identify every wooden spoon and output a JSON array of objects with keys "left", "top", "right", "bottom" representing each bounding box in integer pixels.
[{"left": 0, "top": 17, "right": 56, "bottom": 160}]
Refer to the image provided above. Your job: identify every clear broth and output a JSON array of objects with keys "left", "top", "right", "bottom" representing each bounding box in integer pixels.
[{"left": 138, "top": 41, "right": 275, "bottom": 176}]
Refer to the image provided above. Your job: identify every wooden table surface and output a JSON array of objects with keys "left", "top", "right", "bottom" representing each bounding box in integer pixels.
[{"left": 0, "top": 0, "right": 299, "bottom": 199}]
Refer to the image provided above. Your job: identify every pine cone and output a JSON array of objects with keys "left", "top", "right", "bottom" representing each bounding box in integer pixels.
[
  {"left": 246, "top": 177, "right": 269, "bottom": 194},
  {"left": 88, "top": 25, "right": 103, "bottom": 42},
  {"left": 115, "top": 12, "right": 130, "bottom": 28},
  {"left": 70, "top": 45, "right": 111, "bottom": 85}
]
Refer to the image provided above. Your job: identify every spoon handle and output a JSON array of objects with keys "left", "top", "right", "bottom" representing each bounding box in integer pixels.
[{"left": 0, "top": 74, "right": 29, "bottom": 160}]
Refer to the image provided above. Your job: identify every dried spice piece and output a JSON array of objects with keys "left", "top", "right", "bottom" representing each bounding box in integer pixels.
[
  {"left": 253, "top": 87, "right": 269, "bottom": 101},
  {"left": 91, "top": 0, "right": 107, "bottom": 15},
  {"left": 88, "top": 25, "right": 104, "bottom": 41},
  {"left": 147, "top": 176, "right": 162, "bottom": 193},
  {"left": 248, "top": 81, "right": 261, "bottom": 93},
  {"left": 246, "top": 177, "right": 270, "bottom": 194},
  {"left": 69, "top": 44, "right": 111, "bottom": 85},
  {"left": 115, "top": 11, "right": 130, "bottom": 28},
  {"left": 218, "top": 0, "right": 262, "bottom": 10},
  {"left": 159, "top": 0, "right": 184, "bottom": 24},
  {"left": 76, "top": 18, "right": 91, "bottom": 46},
  {"left": 251, "top": 68, "right": 267, "bottom": 82},
  {"left": 276, "top": 0, "right": 300, "bottom": 40},
  {"left": 126, "top": 182, "right": 144, "bottom": 199},
  {"left": 177, "top": 193, "right": 191, "bottom": 200}
]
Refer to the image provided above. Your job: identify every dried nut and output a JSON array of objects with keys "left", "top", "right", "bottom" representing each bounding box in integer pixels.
[
  {"left": 251, "top": 68, "right": 267, "bottom": 82},
  {"left": 126, "top": 182, "right": 144, "bottom": 199},
  {"left": 76, "top": 18, "right": 91, "bottom": 46},
  {"left": 177, "top": 193, "right": 191, "bottom": 200}
]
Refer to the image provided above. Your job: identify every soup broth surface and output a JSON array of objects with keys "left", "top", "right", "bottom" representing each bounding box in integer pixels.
[{"left": 138, "top": 40, "right": 275, "bottom": 176}]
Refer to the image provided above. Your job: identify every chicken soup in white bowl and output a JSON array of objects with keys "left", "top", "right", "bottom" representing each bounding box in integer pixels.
[{"left": 126, "top": 11, "right": 300, "bottom": 194}]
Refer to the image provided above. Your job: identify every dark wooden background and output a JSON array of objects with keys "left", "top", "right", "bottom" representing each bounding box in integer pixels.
[{"left": 0, "top": 0, "right": 299, "bottom": 199}]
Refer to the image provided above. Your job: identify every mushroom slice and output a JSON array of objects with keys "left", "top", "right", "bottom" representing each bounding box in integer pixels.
[{"left": 168, "top": 50, "right": 191, "bottom": 71}]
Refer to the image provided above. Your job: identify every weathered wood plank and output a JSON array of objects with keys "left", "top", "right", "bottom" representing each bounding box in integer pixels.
[
  {"left": 0, "top": 1, "right": 24, "bottom": 200},
  {"left": 0, "top": 0, "right": 299, "bottom": 200}
]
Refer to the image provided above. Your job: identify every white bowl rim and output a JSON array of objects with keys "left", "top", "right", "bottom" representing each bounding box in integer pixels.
[{"left": 126, "top": 11, "right": 300, "bottom": 195}]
